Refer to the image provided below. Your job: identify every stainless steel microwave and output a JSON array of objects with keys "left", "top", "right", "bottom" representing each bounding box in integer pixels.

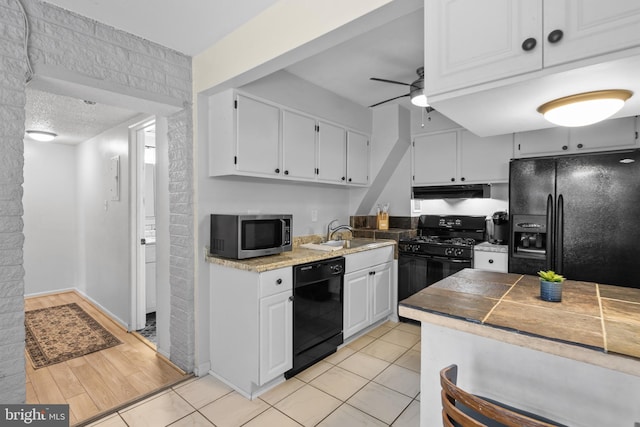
[{"left": 209, "top": 214, "right": 292, "bottom": 259}]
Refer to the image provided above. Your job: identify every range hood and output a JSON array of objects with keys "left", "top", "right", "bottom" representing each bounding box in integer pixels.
[{"left": 412, "top": 184, "right": 491, "bottom": 200}]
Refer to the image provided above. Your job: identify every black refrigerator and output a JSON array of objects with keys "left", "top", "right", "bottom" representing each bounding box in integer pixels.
[{"left": 508, "top": 149, "right": 640, "bottom": 289}]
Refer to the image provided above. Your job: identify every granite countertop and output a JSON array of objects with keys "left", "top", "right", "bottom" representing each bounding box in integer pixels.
[
  {"left": 205, "top": 238, "right": 396, "bottom": 272},
  {"left": 400, "top": 268, "right": 640, "bottom": 361},
  {"left": 474, "top": 241, "right": 508, "bottom": 253}
]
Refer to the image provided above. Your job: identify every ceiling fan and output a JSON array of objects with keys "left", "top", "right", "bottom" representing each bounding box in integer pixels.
[{"left": 369, "top": 66, "right": 434, "bottom": 112}]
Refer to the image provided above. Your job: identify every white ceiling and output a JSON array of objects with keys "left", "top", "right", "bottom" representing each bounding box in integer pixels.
[{"left": 28, "top": 3, "right": 424, "bottom": 144}]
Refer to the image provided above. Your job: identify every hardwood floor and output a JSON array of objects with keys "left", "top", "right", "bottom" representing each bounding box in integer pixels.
[{"left": 25, "top": 291, "right": 189, "bottom": 426}]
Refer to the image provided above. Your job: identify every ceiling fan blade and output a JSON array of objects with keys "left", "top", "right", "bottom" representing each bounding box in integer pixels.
[
  {"left": 368, "top": 93, "right": 409, "bottom": 108},
  {"left": 370, "top": 77, "right": 410, "bottom": 86}
]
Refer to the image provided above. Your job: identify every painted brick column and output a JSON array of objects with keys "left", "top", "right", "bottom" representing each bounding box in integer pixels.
[
  {"left": 0, "top": 0, "right": 28, "bottom": 403},
  {"left": 167, "top": 105, "right": 195, "bottom": 371}
]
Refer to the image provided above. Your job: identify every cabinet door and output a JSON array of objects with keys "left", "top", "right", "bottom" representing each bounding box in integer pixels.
[
  {"left": 425, "top": 0, "right": 542, "bottom": 96},
  {"left": 514, "top": 127, "right": 570, "bottom": 158},
  {"left": 474, "top": 251, "right": 508, "bottom": 273},
  {"left": 259, "top": 291, "right": 292, "bottom": 385},
  {"left": 544, "top": 0, "right": 640, "bottom": 67},
  {"left": 343, "top": 271, "right": 370, "bottom": 339},
  {"left": 569, "top": 116, "right": 637, "bottom": 153},
  {"left": 459, "top": 131, "right": 513, "bottom": 183},
  {"left": 370, "top": 262, "right": 392, "bottom": 324},
  {"left": 236, "top": 95, "right": 280, "bottom": 176},
  {"left": 317, "top": 122, "right": 346, "bottom": 184},
  {"left": 412, "top": 132, "right": 458, "bottom": 185},
  {"left": 346, "top": 131, "right": 369, "bottom": 185},
  {"left": 281, "top": 110, "right": 316, "bottom": 180}
]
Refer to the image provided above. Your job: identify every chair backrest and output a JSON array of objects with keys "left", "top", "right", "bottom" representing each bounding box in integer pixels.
[{"left": 440, "top": 364, "right": 559, "bottom": 427}]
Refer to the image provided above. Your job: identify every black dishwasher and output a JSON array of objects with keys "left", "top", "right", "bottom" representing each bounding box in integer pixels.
[{"left": 285, "top": 256, "right": 344, "bottom": 378}]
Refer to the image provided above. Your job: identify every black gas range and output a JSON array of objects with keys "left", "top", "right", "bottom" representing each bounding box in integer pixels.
[{"left": 398, "top": 215, "right": 486, "bottom": 304}]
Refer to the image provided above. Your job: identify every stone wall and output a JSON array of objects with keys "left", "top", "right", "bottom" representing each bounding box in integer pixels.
[{"left": 0, "top": 0, "right": 194, "bottom": 401}]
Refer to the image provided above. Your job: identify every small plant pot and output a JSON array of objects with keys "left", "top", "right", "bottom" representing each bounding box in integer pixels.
[{"left": 540, "top": 279, "right": 563, "bottom": 302}]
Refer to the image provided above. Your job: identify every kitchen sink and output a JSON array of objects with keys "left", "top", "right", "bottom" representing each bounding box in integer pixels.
[
  {"left": 323, "top": 238, "right": 379, "bottom": 249},
  {"left": 321, "top": 240, "right": 345, "bottom": 247}
]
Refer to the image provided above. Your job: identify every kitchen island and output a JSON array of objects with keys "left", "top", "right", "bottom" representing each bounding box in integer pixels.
[{"left": 399, "top": 269, "right": 640, "bottom": 427}]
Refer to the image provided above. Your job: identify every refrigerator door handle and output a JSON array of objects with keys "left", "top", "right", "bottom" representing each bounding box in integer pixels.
[
  {"left": 546, "top": 194, "right": 554, "bottom": 271},
  {"left": 555, "top": 194, "right": 564, "bottom": 274}
]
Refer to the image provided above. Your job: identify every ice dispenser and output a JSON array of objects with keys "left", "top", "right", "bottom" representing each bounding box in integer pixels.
[{"left": 512, "top": 214, "right": 547, "bottom": 259}]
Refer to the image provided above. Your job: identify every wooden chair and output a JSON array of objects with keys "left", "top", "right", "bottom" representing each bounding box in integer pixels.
[{"left": 440, "top": 364, "right": 564, "bottom": 427}]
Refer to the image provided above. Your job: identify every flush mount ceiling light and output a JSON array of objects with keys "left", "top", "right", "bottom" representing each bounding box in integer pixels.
[
  {"left": 26, "top": 130, "right": 57, "bottom": 142},
  {"left": 537, "top": 89, "right": 633, "bottom": 127},
  {"left": 410, "top": 67, "right": 429, "bottom": 107}
]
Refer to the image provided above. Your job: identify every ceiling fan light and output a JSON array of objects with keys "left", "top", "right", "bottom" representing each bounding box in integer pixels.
[
  {"left": 410, "top": 77, "right": 429, "bottom": 107},
  {"left": 26, "top": 130, "right": 57, "bottom": 142},
  {"left": 537, "top": 89, "right": 632, "bottom": 127}
]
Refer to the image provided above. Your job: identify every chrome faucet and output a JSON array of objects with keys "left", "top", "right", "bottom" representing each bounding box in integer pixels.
[{"left": 326, "top": 219, "right": 353, "bottom": 241}]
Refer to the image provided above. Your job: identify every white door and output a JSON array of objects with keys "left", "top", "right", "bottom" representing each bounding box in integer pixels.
[
  {"left": 371, "top": 262, "right": 392, "bottom": 324},
  {"left": 343, "top": 271, "right": 370, "bottom": 339},
  {"left": 459, "top": 131, "right": 513, "bottom": 183},
  {"left": 259, "top": 291, "right": 293, "bottom": 384},
  {"left": 317, "top": 122, "right": 346, "bottom": 184},
  {"left": 346, "top": 131, "right": 369, "bottom": 185},
  {"left": 412, "top": 132, "right": 458, "bottom": 185},
  {"left": 236, "top": 94, "right": 280, "bottom": 176},
  {"left": 282, "top": 110, "right": 316, "bottom": 180},
  {"left": 425, "top": 0, "right": 542, "bottom": 95},
  {"left": 544, "top": 0, "right": 640, "bottom": 67}
]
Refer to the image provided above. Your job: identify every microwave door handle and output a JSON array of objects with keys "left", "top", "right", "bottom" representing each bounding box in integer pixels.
[{"left": 280, "top": 219, "right": 287, "bottom": 245}]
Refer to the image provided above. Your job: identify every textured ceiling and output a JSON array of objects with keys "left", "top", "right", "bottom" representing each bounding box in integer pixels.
[{"left": 25, "top": 88, "right": 140, "bottom": 145}]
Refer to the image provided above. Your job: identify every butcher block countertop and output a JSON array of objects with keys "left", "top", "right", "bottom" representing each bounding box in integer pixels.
[
  {"left": 205, "top": 238, "right": 396, "bottom": 273},
  {"left": 400, "top": 269, "right": 640, "bottom": 364}
]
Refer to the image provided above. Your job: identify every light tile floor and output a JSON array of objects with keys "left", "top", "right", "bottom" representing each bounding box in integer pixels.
[{"left": 87, "top": 321, "right": 421, "bottom": 427}]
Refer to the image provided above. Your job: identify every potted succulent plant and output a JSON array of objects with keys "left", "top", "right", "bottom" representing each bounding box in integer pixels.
[{"left": 538, "top": 270, "right": 565, "bottom": 302}]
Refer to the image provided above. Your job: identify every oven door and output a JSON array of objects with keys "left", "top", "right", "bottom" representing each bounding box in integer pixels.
[{"left": 425, "top": 255, "right": 472, "bottom": 285}]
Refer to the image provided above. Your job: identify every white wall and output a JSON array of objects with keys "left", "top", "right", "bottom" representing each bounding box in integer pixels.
[
  {"left": 23, "top": 140, "right": 78, "bottom": 295},
  {"left": 77, "top": 120, "right": 134, "bottom": 326}
]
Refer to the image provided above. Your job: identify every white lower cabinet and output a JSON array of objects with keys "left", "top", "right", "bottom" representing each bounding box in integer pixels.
[
  {"left": 343, "top": 246, "right": 394, "bottom": 339},
  {"left": 473, "top": 248, "right": 508, "bottom": 273},
  {"left": 210, "top": 265, "right": 292, "bottom": 398}
]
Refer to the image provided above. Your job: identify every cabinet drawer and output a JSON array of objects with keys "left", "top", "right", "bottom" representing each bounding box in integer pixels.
[
  {"left": 345, "top": 246, "right": 394, "bottom": 274},
  {"left": 474, "top": 251, "right": 507, "bottom": 273},
  {"left": 260, "top": 267, "right": 292, "bottom": 298}
]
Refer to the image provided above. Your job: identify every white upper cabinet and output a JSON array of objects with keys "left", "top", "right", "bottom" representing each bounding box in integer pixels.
[
  {"left": 426, "top": 0, "right": 542, "bottom": 96},
  {"left": 514, "top": 116, "right": 638, "bottom": 157},
  {"left": 426, "top": 0, "right": 640, "bottom": 96},
  {"left": 412, "top": 131, "right": 458, "bottom": 185},
  {"left": 236, "top": 95, "right": 281, "bottom": 176},
  {"left": 209, "top": 89, "right": 369, "bottom": 186},
  {"left": 459, "top": 131, "right": 512, "bottom": 183},
  {"left": 317, "top": 122, "right": 347, "bottom": 184},
  {"left": 281, "top": 110, "right": 316, "bottom": 180},
  {"left": 412, "top": 130, "right": 512, "bottom": 186},
  {"left": 543, "top": 1, "right": 640, "bottom": 67},
  {"left": 346, "top": 131, "right": 369, "bottom": 186}
]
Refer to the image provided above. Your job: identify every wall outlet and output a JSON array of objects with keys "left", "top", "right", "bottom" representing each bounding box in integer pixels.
[{"left": 311, "top": 209, "right": 318, "bottom": 222}]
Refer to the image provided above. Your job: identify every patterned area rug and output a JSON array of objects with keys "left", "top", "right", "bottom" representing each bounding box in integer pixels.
[{"left": 25, "top": 303, "right": 122, "bottom": 369}]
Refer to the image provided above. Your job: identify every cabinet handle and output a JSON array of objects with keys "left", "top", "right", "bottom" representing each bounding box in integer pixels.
[
  {"left": 521, "top": 37, "right": 537, "bottom": 51},
  {"left": 461, "top": 177, "right": 465, "bottom": 182},
  {"left": 341, "top": 176, "right": 346, "bottom": 181},
  {"left": 562, "top": 145, "right": 568, "bottom": 151},
  {"left": 450, "top": 177, "right": 455, "bottom": 182},
  {"left": 284, "top": 170, "right": 289, "bottom": 175},
  {"left": 288, "top": 296, "right": 293, "bottom": 302},
  {"left": 276, "top": 278, "right": 282, "bottom": 285},
  {"left": 577, "top": 143, "right": 584, "bottom": 149},
  {"left": 275, "top": 168, "right": 280, "bottom": 173},
  {"left": 488, "top": 259, "right": 494, "bottom": 264},
  {"left": 348, "top": 178, "right": 352, "bottom": 182},
  {"left": 547, "top": 29, "right": 564, "bottom": 44}
]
